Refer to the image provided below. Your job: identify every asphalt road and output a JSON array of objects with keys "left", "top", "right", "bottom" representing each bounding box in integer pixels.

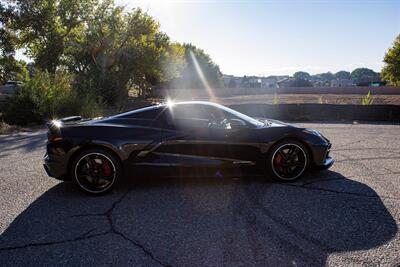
[{"left": 0, "top": 123, "right": 399, "bottom": 266}]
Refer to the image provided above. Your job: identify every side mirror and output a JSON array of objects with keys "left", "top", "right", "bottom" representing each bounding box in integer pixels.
[{"left": 229, "top": 118, "right": 248, "bottom": 129}]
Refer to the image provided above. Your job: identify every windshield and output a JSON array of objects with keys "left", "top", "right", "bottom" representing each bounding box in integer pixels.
[
  {"left": 171, "top": 102, "right": 264, "bottom": 128},
  {"left": 212, "top": 103, "right": 264, "bottom": 128}
]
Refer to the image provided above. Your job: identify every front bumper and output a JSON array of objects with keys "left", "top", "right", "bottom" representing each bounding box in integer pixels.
[
  {"left": 317, "top": 156, "right": 334, "bottom": 170},
  {"left": 311, "top": 142, "right": 334, "bottom": 170}
]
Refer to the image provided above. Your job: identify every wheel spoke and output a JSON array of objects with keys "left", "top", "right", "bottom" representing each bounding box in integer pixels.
[
  {"left": 272, "top": 144, "right": 306, "bottom": 180},
  {"left": 278, "top": 150, "right": 288, "bottom": 160},
  {"left": 75, "top": 153, "right": 116, "bottom": 192}
]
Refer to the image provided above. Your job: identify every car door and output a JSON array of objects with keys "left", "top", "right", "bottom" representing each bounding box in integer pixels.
[{"left": 153, "top": 103, "right": 260, "bottom": 172}]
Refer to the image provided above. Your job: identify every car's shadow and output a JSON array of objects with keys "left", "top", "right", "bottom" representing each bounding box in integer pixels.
[{"left": 0, "top": 171, "right": 397, "bottom": 266}]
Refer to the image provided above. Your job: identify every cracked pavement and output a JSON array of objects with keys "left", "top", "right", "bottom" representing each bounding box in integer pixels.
[{"left": 0, "top": 123, "right": 400, "bottom": 266}]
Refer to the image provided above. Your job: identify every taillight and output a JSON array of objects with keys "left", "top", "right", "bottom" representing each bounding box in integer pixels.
[{"left": 48, "top": 133, "right": 63, "bottom": 142}]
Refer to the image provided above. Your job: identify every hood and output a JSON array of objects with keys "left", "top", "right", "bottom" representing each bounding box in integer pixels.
[
  {"left": 266, "top": 119, "right": 295, "bottom": 127},
  {"left": 254, "top": 117, "right": 296, "bottom": 128}
]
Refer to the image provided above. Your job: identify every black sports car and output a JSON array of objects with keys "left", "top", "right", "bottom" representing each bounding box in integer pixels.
[{"left": 44, "top": 101, "right": 333, "bottom": 194}]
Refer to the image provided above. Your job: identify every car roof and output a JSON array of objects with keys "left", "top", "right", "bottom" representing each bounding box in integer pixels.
[
  {"left": 110, "top": 101, "right": 225, "bottom": 120},
  {"left": 116, "top": 101, "right": 220, "bottom": 116}
]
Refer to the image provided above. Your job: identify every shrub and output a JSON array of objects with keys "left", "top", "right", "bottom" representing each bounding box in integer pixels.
[
  {"left": 2, "top": 70, "right": 104, "bottom": 125},
  {"left": 272, "top": 93, "right": 280, "bottom": 105},
  {"left": 361, "top": 91, "right": 374, "bottom": 105}
]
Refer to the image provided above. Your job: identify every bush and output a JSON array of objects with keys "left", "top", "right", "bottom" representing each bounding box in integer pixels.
[{"left": 2, "top": 71, "right": 104, "bottom": 125}]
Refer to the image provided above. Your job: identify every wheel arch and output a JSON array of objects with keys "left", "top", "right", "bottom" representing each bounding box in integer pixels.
[
  {"left": 67, "top": 144, "right": 123, "bottom": 180},
  {"left": 270, "top": 136, "right": 315, "bottom": 166}
]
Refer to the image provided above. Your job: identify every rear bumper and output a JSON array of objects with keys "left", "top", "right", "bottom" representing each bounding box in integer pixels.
[{"left": 43, "top": 154, "right": 68, "bottom": 181}]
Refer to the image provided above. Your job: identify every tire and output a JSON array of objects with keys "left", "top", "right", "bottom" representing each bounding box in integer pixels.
[
  {"left": 71, "top": 148, "right": 121, "bottom": 194},
  {"left": 266, "top": 140, "right": 309, "bottom": 182}
]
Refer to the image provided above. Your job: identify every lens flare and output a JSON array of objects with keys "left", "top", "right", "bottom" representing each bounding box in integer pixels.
[
  {"left": 166, "top": 98, "right": 175, "bottom": 107},
  {"left": 190, "top": 50, "right": 216, "bottom": 101},
  {"left": 52, "top": 120, "right": 62, "bottom": 128}
]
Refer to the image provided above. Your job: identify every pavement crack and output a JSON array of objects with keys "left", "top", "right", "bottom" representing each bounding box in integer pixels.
[
  {"left": 280, "top": 183, "right": 400, "bottom": 200},
  {"left": 0, "top": 229, "right": 108, "bottom": 251},
  {"left": 70, "top": 189, "right": 172, "bottom": 267},
  {"left": 114, "top": 231, "right": 172, "bottom": 267}
]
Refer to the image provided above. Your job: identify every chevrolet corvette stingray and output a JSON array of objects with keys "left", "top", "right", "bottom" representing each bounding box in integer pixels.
[{"left": 44, "top": 101, "right": 333, "bottom": 194}]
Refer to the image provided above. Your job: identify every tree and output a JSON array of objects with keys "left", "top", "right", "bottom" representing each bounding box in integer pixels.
[
  {"left": 0, "top": 2, "right": 20, "bottom": 83},
  {"left": 170, "top": 43, "right": 223, "bottom": 89},
  {"left": 5, "top": 0, "right": 99, "bottom": 73},
  {"left": 1, "top": 0, "right": 221, "bottom": 108},
  {"left": 381, "top": 34, "right": 400, "bottom": 86},
  {"left": 311, "top": 72, "right": 334, "bottom": 87},
  {"left": 334, "top": 71, "right": 351, "bottom": 80},
  {"left": 350, "top": 68, "right": 378, "bottom": 80},
  {"left": 293, "top": 71, "right": 311, "bottom": 80},
  {"left": 288, "top": 78, "right": 312, "bottom": 87},
  {"left": 67, "top": 3, "right": 181, "bottom": 104},
  {"left": 319, "top": 72, "right": 334, "bottom": 81}
]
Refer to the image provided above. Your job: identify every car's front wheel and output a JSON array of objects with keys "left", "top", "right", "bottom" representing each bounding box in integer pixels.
[
  {"left": 267, "top": 140, "right": 309, "bottom": 182},
  {"left": 71, "top": 148, "right": 121, "bottom": 194}
]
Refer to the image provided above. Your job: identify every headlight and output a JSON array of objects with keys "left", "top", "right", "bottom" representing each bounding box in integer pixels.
[{"left": 303, "top": 129, "right": 322, "bottom": 137}]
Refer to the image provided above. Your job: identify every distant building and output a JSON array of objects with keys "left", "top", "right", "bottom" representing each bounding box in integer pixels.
[
  {"left": 223, "top": 74, "right": 243, "bottom": 88},
  {"left": 277, "top": 77, "right": 312, "bottom": 87},
  {"left": 260, "top": 76, "right": 279, "bottom": 88},
  {"left": 223, "top": 75, "right": 234, "bottom": 87},
  {"left": 226, "top": 75, "right": 289, "bottom": 88},
  {"left": 277, "top": 77, "right": 290, "bottom": 88}
]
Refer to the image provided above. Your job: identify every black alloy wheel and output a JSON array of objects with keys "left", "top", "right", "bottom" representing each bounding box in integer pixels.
[
  {"left": 73, "top": 149, "right": 120, "bottom": 194},
  {"left": 268, "top": 141, "right": 308, "bottom": 181}
]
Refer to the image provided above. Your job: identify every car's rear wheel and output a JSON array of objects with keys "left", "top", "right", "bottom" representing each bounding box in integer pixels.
[
  {"left": 267, "top": 140, "right": 309, "bottom": 182},
  {"left": 72, "top": 149, "right": 121, "bottom": 194}
]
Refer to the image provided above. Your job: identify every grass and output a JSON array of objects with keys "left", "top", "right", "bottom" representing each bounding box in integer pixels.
[
  {"left": 361, "top": 91, "right": 374, "bottom": 105},
  {"left": 272, "top": 93, "right": 280, "bottom": 105}
]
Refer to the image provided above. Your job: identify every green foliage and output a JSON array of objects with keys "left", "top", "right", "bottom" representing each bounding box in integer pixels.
[
  {"left": 272, "top": 93, "right": 280, "bottom": 104},
  {"left": 334, "top": 71, "right": 351, "bottom": 80},
  {"left": 293, "top": 71, "right": 311, "bottom": 80},
  {"left": 67, "top": 4, "right": 181, "bottom": 103},
  {"left": 351, "top": 68, "right": 378, "bottom": 80},
  {"left": 2, "top": 70, "right": 103, "bottom": 125},
  {"left": 318, "top": 72, "right": 334, "bottom": 81},
  {"left": 170, "top": 43, "right": 223, "bottom": 89},
  {"left": 0, "top": 2, "right": 21, "bottom": 83},
  {"left": 311, "top": 72, "right": 335, "bottom": 86},
  {"left": 2, "top": 0, "right": 223, "bottom": 102},
  {"left": 361, "top": 91, "right": 374, "bottom": 105},
  {"left": 381, "top": 35, "right": 400, "bottom": 86},
  {"left": 6, "top": 0, "right": 99, "bottom": 73}
]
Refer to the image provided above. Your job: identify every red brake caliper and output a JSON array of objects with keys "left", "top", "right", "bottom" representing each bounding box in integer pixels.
[
  {"left": 275, "top": 153, "right": 283, "bottom": 166},
  {"left": 102, "top": 162, "right": 112, "bottom": 177}
]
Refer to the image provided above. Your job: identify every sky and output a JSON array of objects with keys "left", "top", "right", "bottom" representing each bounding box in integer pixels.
[{"left": 115, "top": 0, "right": 400, "bottom": 76}]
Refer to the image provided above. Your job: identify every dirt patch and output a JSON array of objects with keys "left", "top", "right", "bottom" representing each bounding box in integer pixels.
[
  {"left": 169, "top": 94, "right": 400, "bottom": 106},
  {"left": 0, "top": 121, "right": 44, "bottom": 135}
]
